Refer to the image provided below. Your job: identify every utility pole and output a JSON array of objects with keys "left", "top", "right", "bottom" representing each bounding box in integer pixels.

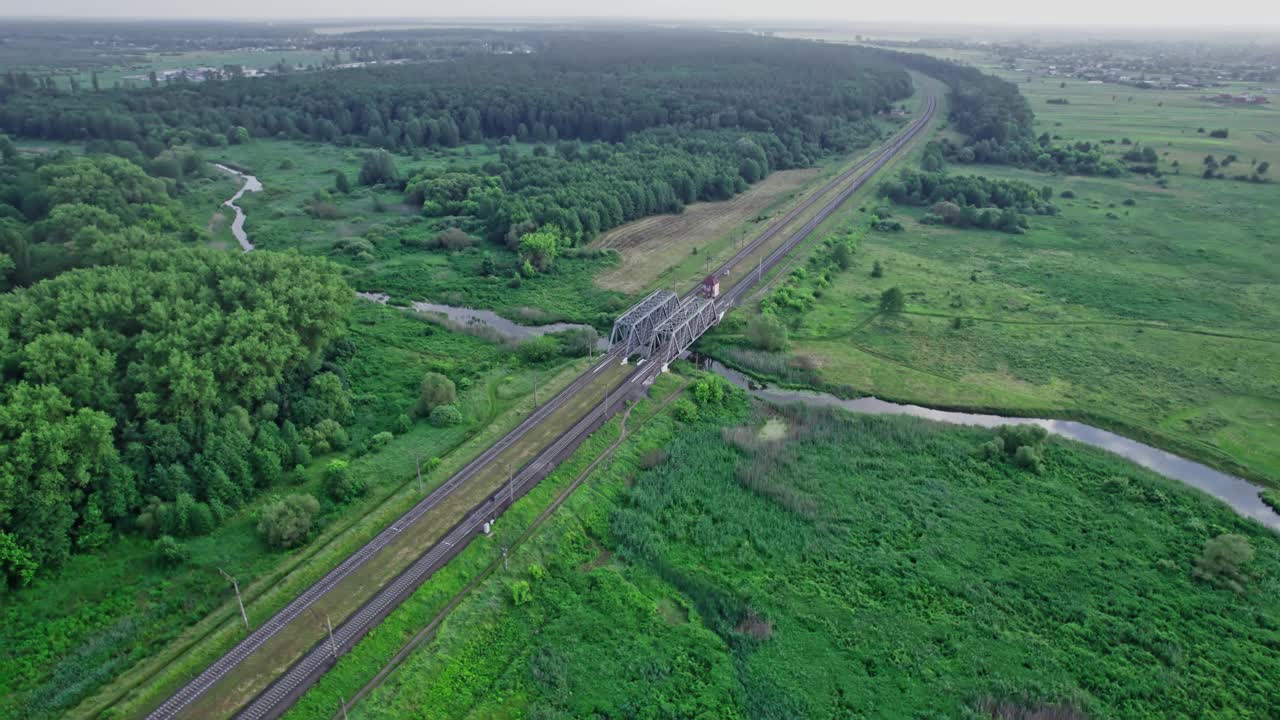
[
  {"left": 502, "top": 546, "right": 509, "bottom": 572},
  {"left": 338, "top": 698, "right": 349, "bottom": 720},
  {"left": 219, "top": 568, "right": 249, "bottom": 631},
  {"left": 326, "top": 614, "right": 338, "bottom": 660}
]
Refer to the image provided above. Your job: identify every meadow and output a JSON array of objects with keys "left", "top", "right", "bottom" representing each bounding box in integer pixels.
[
  {"left": 344, "top": 380, "right": 1280, "bottom": 718},
  {"left": 704, "top": 62, "right": 1280, "bottom": 486}
]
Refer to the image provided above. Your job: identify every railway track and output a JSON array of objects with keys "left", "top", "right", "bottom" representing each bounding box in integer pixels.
[{"left": 149, "top": 95, "right": 935, "bottom": 720}]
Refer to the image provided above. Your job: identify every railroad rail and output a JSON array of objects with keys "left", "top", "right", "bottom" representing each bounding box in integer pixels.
[{"left": 149, "top": 95, "right": 935, "bottom": 720}]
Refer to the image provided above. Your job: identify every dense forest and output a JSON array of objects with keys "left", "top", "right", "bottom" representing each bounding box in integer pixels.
[
  {"left": 887, "top": 50, "right": 1123, "bottom": 175},
  {"left": 0, "top": 139, "right": 351, "bottom": 586},
  {"left": 0, "top": 32, "right": 911, "bottom": 150}
]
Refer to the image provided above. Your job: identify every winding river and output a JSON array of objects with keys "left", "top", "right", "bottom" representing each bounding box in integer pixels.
[
  {"left": 214, "top": 163, "right": 263, "bottom": 252},
  {"left": 701, "top": 359, "right": 1280, "bottom": 531}
]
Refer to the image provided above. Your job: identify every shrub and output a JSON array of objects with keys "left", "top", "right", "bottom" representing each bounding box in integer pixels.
[
  {"left": 1209, "top": 128, "right": 1229, "bottom": 139},
  {"left": 154, "top": 535, "right": 189, "bottom": 568},
  {"left": 429, "top": 404, "right": 463, "bottom": 427},
  {"left": 672, "top": 398, "right": 699, "bottom": 423},
  {"left": 871, "top": 260, "right": 884, "bottom": 278},
  {"left": 369, "top": 431, "right": 394, "bottom": 450},
  {"left": 435, "top": 227, "right": 474, "bottom": 250},
  {"left": 418, "top": 372, "right": 456, "bottom": 415},
  {"left": 746, "top": 313, "right": 788, "bottom": 351},
  {"left": 518, "top": 336, "right": 559, "bottom": 363},
  {"left": 691, "top": 375, "right": 731, "bottom": 407},
  {"left": 324, "top": 460, "right": 365, "bottom": 503},
  {"left": 358, "top": 149, "right": 399, "bottom": 185},
  {"left": 256, "top": 494, "right": 320, "bottom": 549},
  {"left": 1193, "top": 533, "right": 1254, "bottom": 593},
  {"left": 394, "top": 413, "right": 412, "bottom": 434},
  {"left": 511, "top": 579, "right": 533, "bottom": 606},
  {"left": 879, "top": 287, "right": 905, "bottom": 313},
  {"left": 1060, "top": 190, "right": 1076, "bottom": 199},
  {"left": 556, "top": 327, "right": 599, "bottom": 357}
]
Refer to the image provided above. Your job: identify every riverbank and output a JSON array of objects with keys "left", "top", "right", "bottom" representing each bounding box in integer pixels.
[{"left": 699, "top": 356, "right": 1280, "bottom": 531}]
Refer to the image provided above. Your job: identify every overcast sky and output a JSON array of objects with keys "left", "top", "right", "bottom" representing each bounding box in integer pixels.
[{"left": 2, "top": 0, "right": 1277, "bottom": 28}]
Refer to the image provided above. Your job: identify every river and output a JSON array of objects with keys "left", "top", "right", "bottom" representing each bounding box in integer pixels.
[
  {"left": 356, "top": 292, "right": 604, "bottom": 345},
  {"left": 214, "top": 163, "right": 263, "bottom": 252},
  {"left": 700, "top": 359, "right": 1280, "bottom": 531}
]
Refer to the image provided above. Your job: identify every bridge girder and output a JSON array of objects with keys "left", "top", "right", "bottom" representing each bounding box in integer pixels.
[
  {"left": 608, "top": 289, "right": 680, "bottom": 357},
  {"left": 646, "top": 298, "right": 718, "bottom": 366}
]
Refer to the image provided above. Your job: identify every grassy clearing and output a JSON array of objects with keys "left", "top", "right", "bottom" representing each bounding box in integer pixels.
[
  {"left": 343, "top": 383, "right": 1280, "bottom": 718},
  {"left": 592, "top": 166, "right": 823, "bottom": 293},
  {"left": 704, "top": 59, "right": 1280, "bottom": 486},
  {"left": 6, "top": 303, "right": 580, "bottom": 720}
]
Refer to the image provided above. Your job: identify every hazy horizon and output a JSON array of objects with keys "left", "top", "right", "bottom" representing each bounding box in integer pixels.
[{"left": 1, "top": 2, "right": 1278, "bottom": 30}]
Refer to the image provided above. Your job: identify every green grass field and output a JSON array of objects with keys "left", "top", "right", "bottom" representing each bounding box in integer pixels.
[
  {"left": 704, "top": 56, "right": 1280, "bottom": 487},
  {"left": 343, "top": 382, "right": 1280, "bottom": 719}
]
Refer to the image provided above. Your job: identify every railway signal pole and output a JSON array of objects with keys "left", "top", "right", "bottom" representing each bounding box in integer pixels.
[
  {"left": 218, "top": 568, "right": 249, "bottom": 630},
  {"left": 327, "top": 614, "right": 338, "bottom": 660}
]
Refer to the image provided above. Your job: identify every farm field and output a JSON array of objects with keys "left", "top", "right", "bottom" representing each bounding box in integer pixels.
[
  {"left": 343, "top": 381, "right": 1280, "bottom": 719},
  {"left": 705, "top": 54, "right": 1280, "bottom": 487}
]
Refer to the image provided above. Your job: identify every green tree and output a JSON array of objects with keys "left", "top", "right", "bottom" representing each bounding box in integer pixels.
[
  {"left": 1194, "top": 534, "right": 1254, "bottom": 593},
  {"left": 418, "top": 372, "right": 456, "bottom": 415},
  {"left": 257, "top": 494, "right": 320, "bottom": 549},
  {"left": 879, "top": 287, "right": 905, "bottom": 313},
  {"left": 334, "top": 171, "right": 351, "bottom": 194},
  {"left": 323, "top": 460, "right": 365, "bottom": 503},
  {"left": 153, "top": 535, "right": 189, "bottom": 568},
  {"left": 518, "top": 226, "right": 562, "bottom": 271},
  {"left": 746, "top": 313, "right": 788, "bottom": 351},
  {"left": 358, "top": 149, "right": 399, "bottom": 186},
  {"left": 871, "top": 260, "right": 884, "bottom": 278},
  {"left": 429, "top": 404, "right": 463, "bottom": 427}
]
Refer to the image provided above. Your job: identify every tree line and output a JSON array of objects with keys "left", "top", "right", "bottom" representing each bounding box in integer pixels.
[
  {"left": 0, "top": 31, "right": 912, "bottom": 153},
  {"left": 880, "top": 169, "right": 1058, "bottom": 233}
]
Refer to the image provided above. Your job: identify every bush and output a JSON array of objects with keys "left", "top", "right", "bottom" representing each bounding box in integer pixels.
[
  {"left": 556, "top": 327, "right": 599, "bottom": 357},
  {"left": 418, "top": 372, "right": 456, "bottom": 415},
  {"left": 1194, "top": 533, "right": 1254, "bottom": 593},
  {"left": 691, "top": 375, "right": 732, "bottom": 407},
  {"left": 154, "top": 535, "right": 189, "bottom": 568},
  {"left": 394, "top": 413, "right": 412, "bottom": 434},
  {"left": 672, "top": 398, "right": 699, "bottom": 423},
  {"left": 358, "top": 149, "right": 399, "bottom": 186},
  {"left": 435, "top": 227, "right": 474, "bottom": 250},
  {"left": 871, "top": 260, "right": 884, "bottom": 278},
  {"left": 511, "top": 579, "right": 533, "bottom": 606},
  {"left": 518, "top": 335, "right": 560, "bottom": 363},
  {"left": 256, "top": 494, "right": 320, "bottom": 549},
  {"left": 879, "top": 287, "right": 905, "bottom": 313},
  {"left": 1060, "top": 190, "right": 1075, "bottom": 199},
  {"left": 746, "top": 313, "right": 788, "bottom": 351},
  {"left": 324, "top": 460, "right": 365, "bottom": 503},
  {"left": 1209, "top": 128, "right": 1229, "bottom": 139},
  {"left": 369, "top": 431, "right": 394, "bottom": 450},
  {"left": 429, "top": 404, "right": 463, "bottom": 427}
]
